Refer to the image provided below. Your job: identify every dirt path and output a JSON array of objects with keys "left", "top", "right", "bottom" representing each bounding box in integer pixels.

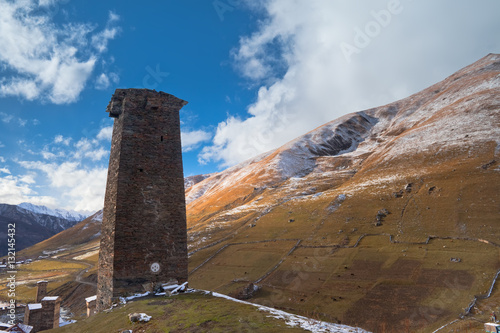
[{"left": 56, "top": 258, "right": 97, "bottom": 287}]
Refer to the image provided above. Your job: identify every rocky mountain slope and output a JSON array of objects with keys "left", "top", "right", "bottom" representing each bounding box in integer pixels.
[
  {"left": 18, "top": 202, "right": 88, "bottom": 222},
  {"left": 0, "top": 204, "right": 85, "bottom": 256},
  {"left": 7, "top": 54, "right": 500, "bottom": 333},
  {"left": 184, "top": 53, "right": 500, "bottom": 332}
]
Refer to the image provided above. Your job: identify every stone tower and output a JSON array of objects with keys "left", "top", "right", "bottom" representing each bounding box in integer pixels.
[
  {"left": 97, "top": 89, "right": 188, "bottom": 311},
  {"left": 36, "top": 281, "right": 48, "bottom": 302}
]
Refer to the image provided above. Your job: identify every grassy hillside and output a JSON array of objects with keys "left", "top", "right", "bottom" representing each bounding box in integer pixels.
[{"left": 45, "top": 291, "right": 363, "bottom": 333}]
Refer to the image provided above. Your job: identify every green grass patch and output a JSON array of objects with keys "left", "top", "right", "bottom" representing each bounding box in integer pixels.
[{"left": 46, "top": 292, "right": 307, "bottom": 333}]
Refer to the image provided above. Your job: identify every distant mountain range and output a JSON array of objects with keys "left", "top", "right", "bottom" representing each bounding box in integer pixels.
[
  {"left": 0, "top": 203, "right": 89, "bottom": 256},
  {"left": 18, "top": 202, "right": 89, "bottom": 222}
]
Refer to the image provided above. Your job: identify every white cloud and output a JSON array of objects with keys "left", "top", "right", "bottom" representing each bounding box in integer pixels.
[
  {"left": 19, "top": 174, "right": 36, "bottom": 184},
  {"left": 73, "top": 137, "right": 109, "bottom": 161},
  {"left": 0, "top": 168, "right": 11, "bottom": 174},
  {"left": 0, "top": 112, "right": 28, "bottom": 127},
  {"left": 0, "top": 79, "right": 40, "bottom": 101},
  {"left": 41, "top": 150, "right": 57, "bottom": 160},
  {"left": 0, "top": 173, "right": 57, "bottom": 207},
  {"left": 54, "top": 135, "right": 71, "bottom": 145},
  {"left": 95, "top": 72, "right": 119, "bottom": 90},
  {"left": 92, "top": 28, "right": 119, "bottom": 53},
  {"left": 11, "top": 125, "right": 113, "bottom": 212},
  {"left": 97, "top": 126, "right": 113, "bottom": 141},
  {"left": 201, "top": 0, "right": 500, "bottom": 167},
  {"left": 19, "top": 160, "right": 107, "bottom": 212},
  {"left": 109, "top": 11, "right": 120, "bottom": 23},
  {"left": 0, "top": 1, "right": 120, "bottom": 104},
  {"left": 181, "top": 130, "right": 212, "bottom": 152},
  {"left": 75, "top": 138, "right": 93, "bottom": 152},
  {"left": 92, "top": 12, "right": 120, "bottom": 53},
  {"left": 95, "top": 73, "right": 110, "bottom": 90}
]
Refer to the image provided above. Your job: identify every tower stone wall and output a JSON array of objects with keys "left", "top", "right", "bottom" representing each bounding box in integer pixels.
[
  {"left": 97, "top": 89, "right": 188, "bottom": 311},
  {"left": 35, "top": 281, "right": 47, "bottom": 303},
  {"left": 24, "top": 296, "right": 60, "bottom": 332}
]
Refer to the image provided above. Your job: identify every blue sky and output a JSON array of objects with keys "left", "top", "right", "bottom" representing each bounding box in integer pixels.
[{"left": 0, "top": 0, "right": 499, "bottom": 213}]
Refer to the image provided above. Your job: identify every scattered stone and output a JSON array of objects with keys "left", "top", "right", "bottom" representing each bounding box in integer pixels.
[
  {"left": 327, "top": 194, "right": 347, "bottom": 213},
  {"left": 378, "top": 208, "right": 390, "bottom": 216},
  {"left": 249, "top": 223, "right": 256, "bottom": 228},
  {"left": 142, "top": 282, "right": 154, "bottom": 293},
  {"left": 375, "top": 209, "right": 390, "bottom": 226},
  {"left": 234, "top": 283, "right": 260, "bottom": 300},
  {"left": 128, "top": 313, "right": 152, "bottom": 323},
  {"left": 288, "top": 219, "right": 295, "bottom": 223},
  {"left": 393, "top": 190, "right": 404, "bottom": 198},
  {"left": 481, "top": 160, "right": 496, "bottom": 170},
  {"left": 450, "top": 257, "right": 462, "bottom": 263},
  {"left": 153, "top": 283, "right": 164, "bottom": 293},
  {"left": 405, "top": 183, "right": 413, "bottom": 193},
  {"left": 428, "top": 186, "right": 437, "bottom": 194}
]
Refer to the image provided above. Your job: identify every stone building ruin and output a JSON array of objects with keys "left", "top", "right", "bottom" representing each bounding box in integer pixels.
[
  {"left": 23, "top": 281, "right": 60, "bottom": 332},
  {"left": 97, "top": 89, "right": 189, "bottom": 311}
]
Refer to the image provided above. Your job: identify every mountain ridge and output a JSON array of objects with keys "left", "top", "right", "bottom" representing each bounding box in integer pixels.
[
  {"left": 0, "top": 203, "right": 84, "bottom": 256},
  {"left": 17, "top": 202, "right": 89, "bottom": 222}
]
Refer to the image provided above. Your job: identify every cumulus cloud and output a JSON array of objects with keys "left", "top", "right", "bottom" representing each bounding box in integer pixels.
[
  {"left": 181, "top": 130, "right": 212, "bottom": 152},
  {"left": 201, "top": 0, "right": 500, "bottom": 167},
  {"left": 96, "top": 126, "right": 113, "bottom": 141},
  {"left": 95, "top": 72, "right": 119, "bottom": 90},
  {"left": 54, "top": 134, "right": 71, "bottom": 145},
  {"left": 0, "top": 1, "right": 120, "bottom": 104},
  {"left": 11, "top": 125, "right": 114, "bottom": 212},
  {"left": 74, "top": 137, "right": 109, "bottom": 161},
  {"left": 0, "top": 167, "right": 11, "bottom": 174},
  {"left": 0, "top": 173, "right": 57, "bottom": 207},
  {"left": 19, "top": 160, "right": 107, "bottom": 212}
]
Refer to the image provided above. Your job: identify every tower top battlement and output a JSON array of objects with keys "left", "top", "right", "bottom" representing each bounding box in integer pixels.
[{"left": 106, "top": 89, "right": 188, "bottom": 118}]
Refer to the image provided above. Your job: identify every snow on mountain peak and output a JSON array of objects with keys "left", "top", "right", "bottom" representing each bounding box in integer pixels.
[{"left": 18, "top": 202, "right": 89, "bottom": 222}]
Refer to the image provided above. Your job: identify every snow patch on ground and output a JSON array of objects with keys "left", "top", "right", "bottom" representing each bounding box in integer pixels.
[
  {"left": 73, "top": 249, "right": 99, "bottom": 260},
  {"left": 348, "top": 174, "right": 412, "bottom": 194},
  {"left": 59, "top": 318, "right": 77, "bottom": 327},
  {"left": 206, "top": 291, "right": 370, "bottom": 333},
  {"left": 91, "top": 210, "right": 103, "bottom": 222},
  {"left": 120, "top": 292, "right": 150, "bottom": 304}
]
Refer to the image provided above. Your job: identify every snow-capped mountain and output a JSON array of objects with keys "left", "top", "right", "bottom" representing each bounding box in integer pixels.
[
  {"left": 0, "top": 203, "right": 86, "bottom": 255},
  {"left": 18, "top": 202, "right": 89, "bottom": 222}
]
